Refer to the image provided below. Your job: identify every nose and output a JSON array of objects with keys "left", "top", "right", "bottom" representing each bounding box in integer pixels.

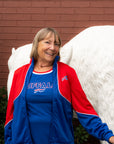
[{"left": 49, "top": 43, "right": 55, "bottom": 50}]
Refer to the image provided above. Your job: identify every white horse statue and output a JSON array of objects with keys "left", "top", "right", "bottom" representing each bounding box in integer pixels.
[{"left": 7, "top": 26, "right": 114, "bottom": 144}]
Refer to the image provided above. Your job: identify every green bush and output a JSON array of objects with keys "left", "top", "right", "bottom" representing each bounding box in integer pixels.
[
  {"left": 0, "top": 87, "right": 7, "bottom": 144},
  {"left": 73, "top": 118, "right": 100, "bottom": 144},
  {"left": 74, "top": 123, "right": 89, "bottom": 144}
]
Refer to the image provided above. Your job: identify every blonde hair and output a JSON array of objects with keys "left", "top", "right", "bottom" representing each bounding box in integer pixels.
[{"left": 30, "top": 27, "right": 61, "bottom": 62}]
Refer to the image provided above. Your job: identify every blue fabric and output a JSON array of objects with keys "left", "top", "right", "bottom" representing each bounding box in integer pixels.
[
  {"left": 26, "top": 70, "right": 53, "bottom": 144},
  {"left": 77, "top": 112, "right": 113, "bottom": 142}
]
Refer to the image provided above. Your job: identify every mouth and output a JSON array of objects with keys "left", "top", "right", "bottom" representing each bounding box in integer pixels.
[{"left": 45, "top": 52, "right": 56, "bottom": 57}]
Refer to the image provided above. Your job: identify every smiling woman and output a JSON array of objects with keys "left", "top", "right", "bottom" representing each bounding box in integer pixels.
[
  {"left": 30, "top": 28, "right": 61, "bottom": 60},
  {"left": 30, "top": 28, "right": 61, "bottom": 72},
  {"left": 5, "top": 28, "right": 114, "bottom": 144}
]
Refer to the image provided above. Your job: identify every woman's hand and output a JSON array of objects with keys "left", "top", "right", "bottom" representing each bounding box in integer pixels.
[{"left": 109, "top": 136, "right": 114, "bottom": 144}]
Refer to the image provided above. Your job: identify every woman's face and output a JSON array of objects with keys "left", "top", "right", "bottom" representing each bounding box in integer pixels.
[{"left": 37, "top": 33, "right": 60, "bottom": 64}]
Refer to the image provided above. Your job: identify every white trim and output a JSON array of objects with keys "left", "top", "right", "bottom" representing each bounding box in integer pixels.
[
  {"left": 33, "top": 69, "right": 53, "bottom": 75},
  {"left": 76, "top": 111, "right": 98, "bottom": 117},
  {"left": 5, "top": 119, "right": 13, "bottom": 127}
]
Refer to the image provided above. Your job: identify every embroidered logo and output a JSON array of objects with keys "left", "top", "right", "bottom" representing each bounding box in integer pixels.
[
  {"left": 28, "top": 82, "right": 53, "bottom": 93},
  {"left": 62, "top": 76, "right": 68, "bottom": 81}
]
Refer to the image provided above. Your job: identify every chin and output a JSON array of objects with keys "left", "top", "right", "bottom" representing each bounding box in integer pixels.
[{"left": 46, "top": 56, "right": 56, "bottom": 62}]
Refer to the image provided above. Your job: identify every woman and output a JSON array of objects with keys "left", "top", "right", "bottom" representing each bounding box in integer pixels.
[{"left": 5, "top": 27, "right": 114, "bottom": 144}]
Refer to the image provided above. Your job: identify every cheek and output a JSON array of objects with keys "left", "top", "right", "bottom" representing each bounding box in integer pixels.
[{"left": 37, "top": 46, "right": 42, "bottom": 55}]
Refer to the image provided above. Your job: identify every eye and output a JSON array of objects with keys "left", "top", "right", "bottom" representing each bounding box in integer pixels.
[
  {"left": 45, "top": 41, "right": 50, "bottom": 44},
  {"left": 54, "top": 43, "right": 60, "bottom": 47}
]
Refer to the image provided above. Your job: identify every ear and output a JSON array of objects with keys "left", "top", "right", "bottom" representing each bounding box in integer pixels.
[{"left": 12, "top": 48, "right": 16, "bottom": 54}]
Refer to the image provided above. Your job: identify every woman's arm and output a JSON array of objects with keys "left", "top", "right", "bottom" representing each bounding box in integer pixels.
[{"left": 69, "top": 67, "right": 114, "bottom": 143}]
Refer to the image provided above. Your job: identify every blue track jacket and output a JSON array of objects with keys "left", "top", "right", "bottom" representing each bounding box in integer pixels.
[{"left": 5, "top": 57, "right": 114, "bottom": 144}]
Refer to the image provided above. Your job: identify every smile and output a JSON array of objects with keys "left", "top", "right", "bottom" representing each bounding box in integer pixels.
[{"left": 45, "top": 52, "right": 55, "bottom": 56}]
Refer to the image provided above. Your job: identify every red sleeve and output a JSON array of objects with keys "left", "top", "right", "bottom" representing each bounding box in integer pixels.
[
  {"left": 68, "top": 67, "right": 98, "bottom": 116},
  {"left": 5, "top": 64, "right": 29, "bottom": 126}
]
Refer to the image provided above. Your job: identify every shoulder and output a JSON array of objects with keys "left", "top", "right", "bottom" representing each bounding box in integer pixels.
[
  {"left": 14, "top": 63, "right": 31, "bottom": 76},
  {"left": 57, "top": 61, "right": 76, "bottom": 73},
  {"left": 12, "top": 63, "right": 31, "bottom": 86},
  {"left": 57, "top": 62, "right": 79, "bottom": 83},
  {"left": 11, "top": 63, "right": 31, "bottom": 92}
]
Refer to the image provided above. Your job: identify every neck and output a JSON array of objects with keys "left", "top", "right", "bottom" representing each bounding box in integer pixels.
[
  {"left": 34, "top": 61, "right": 53, "bottom": 72},
  {"left": 37, "top": 63, "right": 53, "bottom": 68}
]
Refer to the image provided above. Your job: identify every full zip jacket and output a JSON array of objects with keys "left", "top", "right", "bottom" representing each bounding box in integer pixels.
[{"left": 5, "top": 57, "right": 114, "bottom": 144}]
